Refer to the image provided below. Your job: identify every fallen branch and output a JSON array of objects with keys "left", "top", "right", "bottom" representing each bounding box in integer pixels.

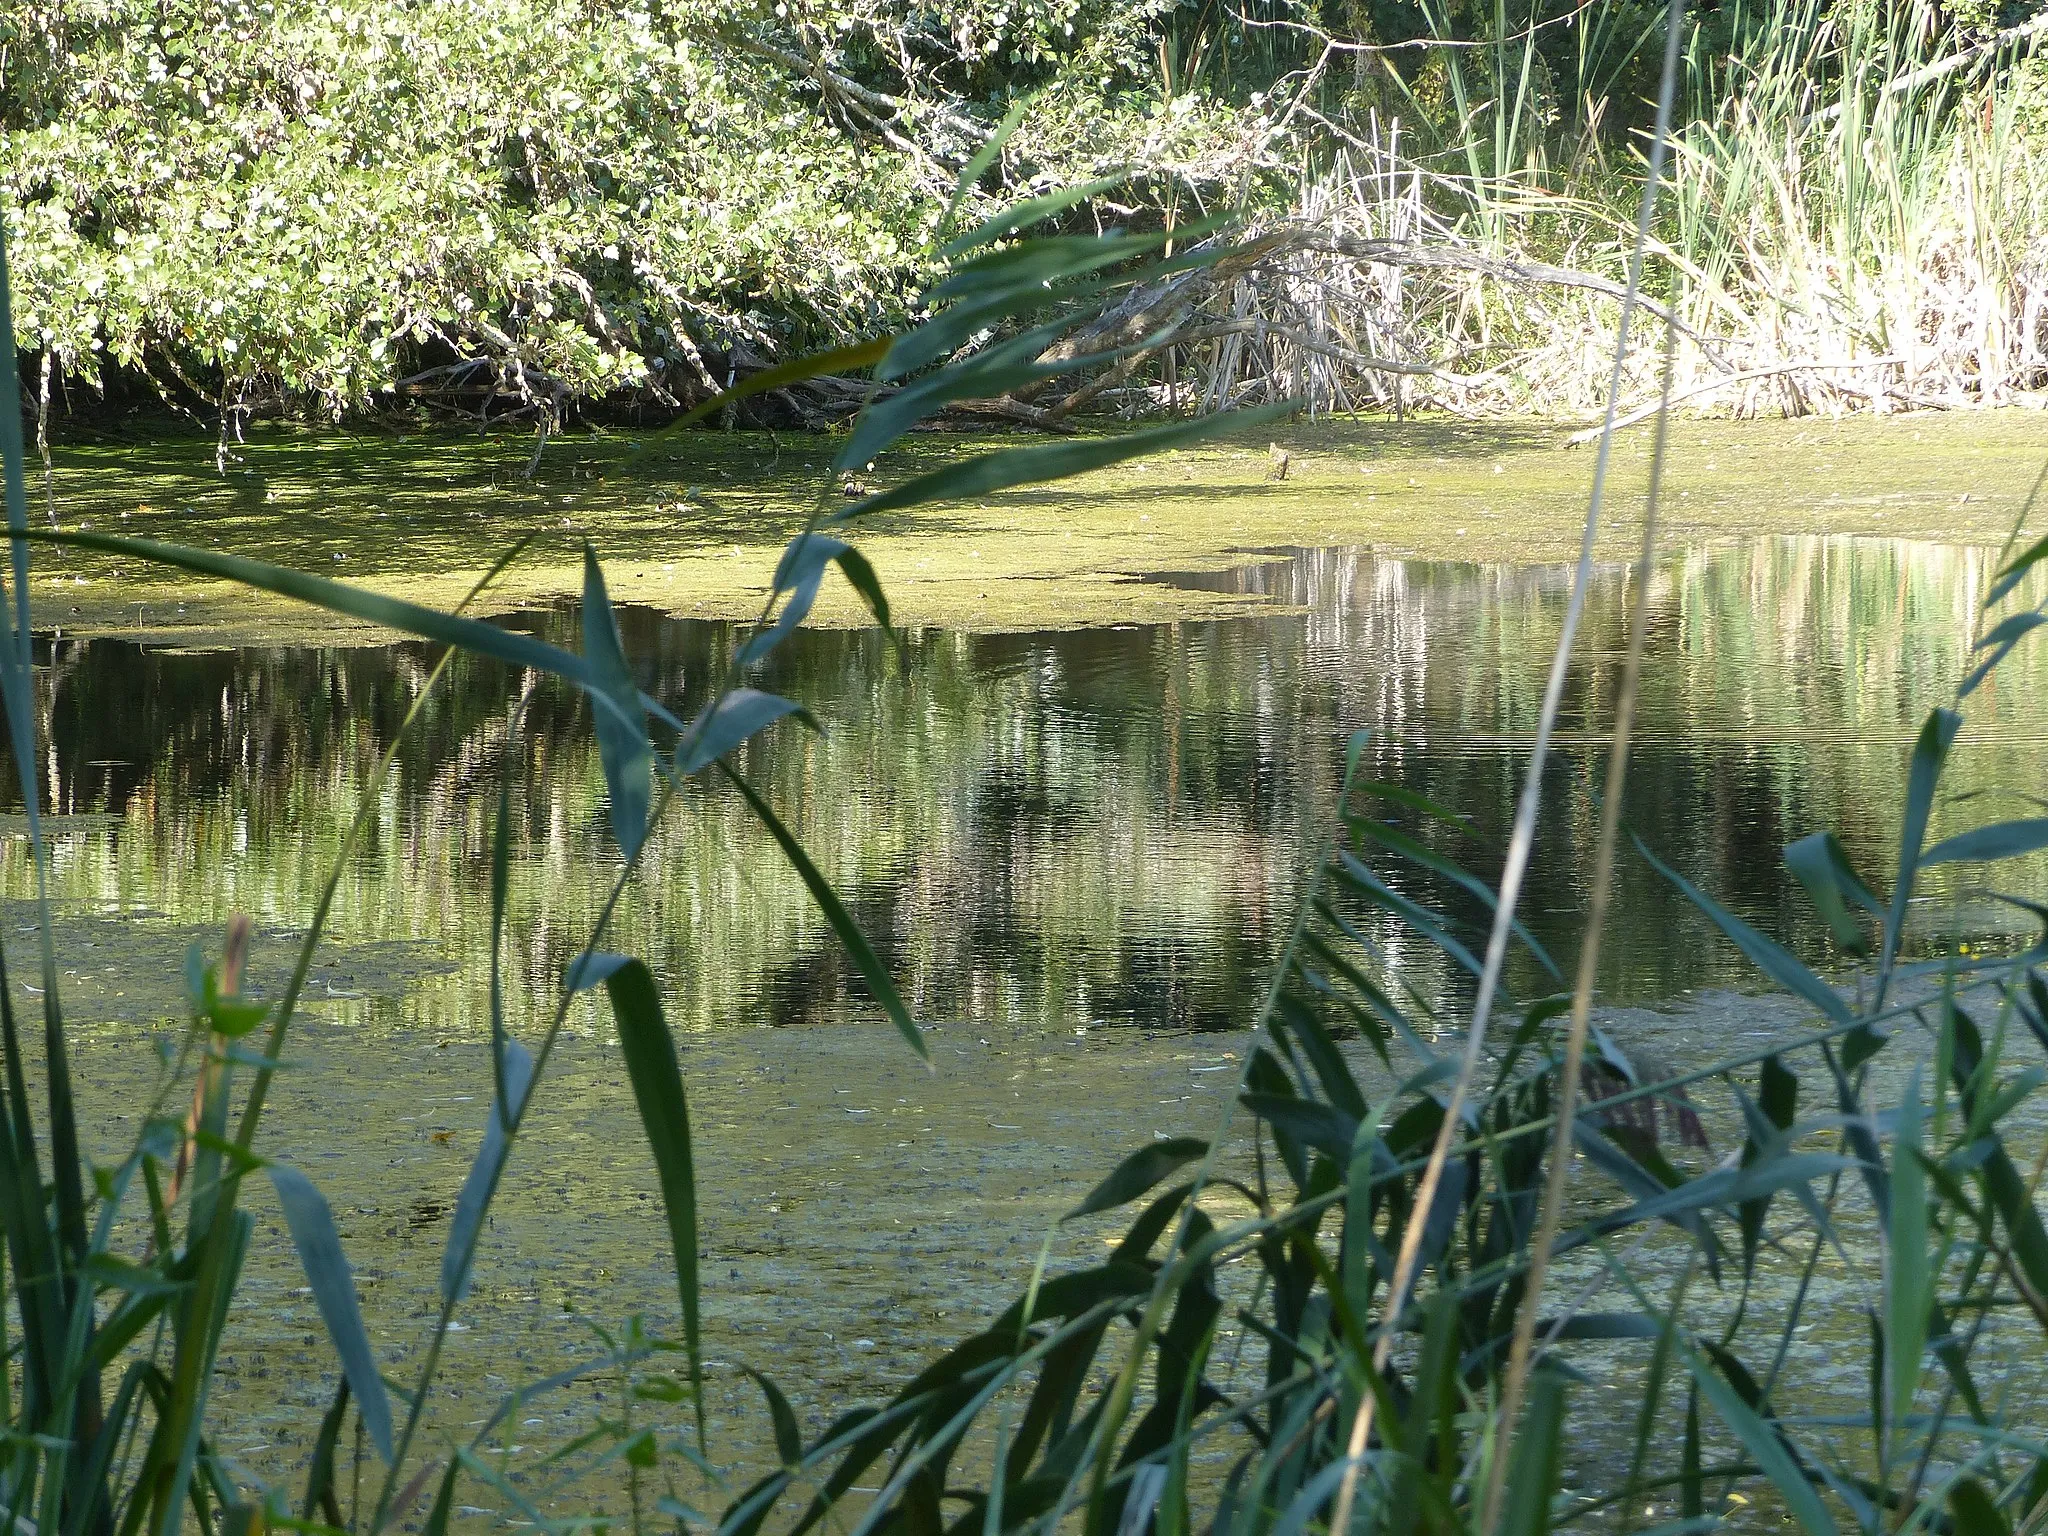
[
  {"left": 1808, "top": 9, "right": 2048, "bottom": 126},
  {"left": 1563, "top": 356, "right": 1908, "bottom": 443}
]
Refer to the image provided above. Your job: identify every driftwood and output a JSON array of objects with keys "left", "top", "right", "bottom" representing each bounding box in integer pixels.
[{"left": 1563, "top": 357, "right": 1911, "bottom": 443}]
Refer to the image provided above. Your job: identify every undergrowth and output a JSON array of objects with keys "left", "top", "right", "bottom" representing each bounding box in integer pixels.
[{"left": 1, "top": 69, "right": 2048, "bottom": 1536}]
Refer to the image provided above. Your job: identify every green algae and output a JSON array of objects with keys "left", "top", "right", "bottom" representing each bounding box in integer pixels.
[{"left": 32, "top": 409, "right": 2048, "bottom": 645}]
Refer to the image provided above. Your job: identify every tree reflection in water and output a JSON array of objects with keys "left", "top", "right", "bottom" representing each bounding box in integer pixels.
[{"left": 6, "top": 533, "right": 2042, "bottom": 1043}]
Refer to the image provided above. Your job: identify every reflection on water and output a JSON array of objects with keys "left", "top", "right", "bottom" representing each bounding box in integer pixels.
[{"left": 5, "top": 534, "right": 2044, "bottom": 1040}]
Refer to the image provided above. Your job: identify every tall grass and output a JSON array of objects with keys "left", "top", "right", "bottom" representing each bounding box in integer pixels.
[
  {"left": 3, "top": 95, "right": 2048, "bottom": 1536},
  {"left": 1167, "top": 0, "right": 2048, "bottom": 420}
]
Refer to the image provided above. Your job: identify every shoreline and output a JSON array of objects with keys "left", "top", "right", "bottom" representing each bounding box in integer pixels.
[{"left": 25, "top": 408, "right": 2046, "bottom": 648}]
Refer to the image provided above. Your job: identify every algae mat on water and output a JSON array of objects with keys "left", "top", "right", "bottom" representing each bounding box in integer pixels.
[{"left": 32, "top": 410, "right": 2048, "bottom": 645}]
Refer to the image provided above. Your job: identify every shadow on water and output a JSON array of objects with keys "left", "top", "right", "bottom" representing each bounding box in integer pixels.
[{"left": 5, "top": 533, "right": 2043, "bottom": 1041}]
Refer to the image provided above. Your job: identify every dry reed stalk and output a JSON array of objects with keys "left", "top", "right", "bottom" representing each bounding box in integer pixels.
[
  {"left": 1323, "top": 11, "right": 1686, "bottom": 1534},
  {"left": 1479, "top": 311, "right": 1680, "bottom": 1536}
]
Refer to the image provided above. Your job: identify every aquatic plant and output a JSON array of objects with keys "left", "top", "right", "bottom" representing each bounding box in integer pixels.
[
  {"left": 3, "top": 58, "right": 2048, "bottom": 1536},
  {"left": 0, "top": 151, "right": 1290, "bottom": 1533}
]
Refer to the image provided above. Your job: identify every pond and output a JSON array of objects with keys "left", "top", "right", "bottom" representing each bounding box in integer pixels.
[{"left": 7, "top": 523, "right": 2046, "bottom": 1514}]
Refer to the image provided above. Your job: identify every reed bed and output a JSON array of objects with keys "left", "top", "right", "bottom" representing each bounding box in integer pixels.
[{"left": 1121, "top": 0, "right": 2048, "bottom": 425}]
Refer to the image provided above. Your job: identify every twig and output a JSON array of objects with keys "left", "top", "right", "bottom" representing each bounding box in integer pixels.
[{"left": 1564, "top": 356, "right": 1909, "bottom": 443}]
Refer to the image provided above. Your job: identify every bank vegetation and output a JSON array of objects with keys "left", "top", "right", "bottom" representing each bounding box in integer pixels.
[{"left": 3, "top": 0, "right": 2047, "bottom": 446}]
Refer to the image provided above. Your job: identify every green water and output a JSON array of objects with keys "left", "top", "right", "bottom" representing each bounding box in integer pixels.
[{"left": 8, "top": 524, "right": 2047, "bottom": 1518}]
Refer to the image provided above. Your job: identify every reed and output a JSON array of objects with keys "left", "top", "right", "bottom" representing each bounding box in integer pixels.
[
  {"left": 1144, "top": 0, "right": 2048, "bottom": 423},
  {"left": 2, "top": 123, "right": 2048, "bottom": 1536}
]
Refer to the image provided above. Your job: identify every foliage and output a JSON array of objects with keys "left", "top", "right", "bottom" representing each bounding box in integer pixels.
[
  {"left": 0, "top": 0, "right": 1266, "bottom": 423},
  {"left": 5, "top": 0, "right": 2046, "bottom": 429},
  {"left": 0, "top": 160, "right": 1292, "bottom": 1535}
]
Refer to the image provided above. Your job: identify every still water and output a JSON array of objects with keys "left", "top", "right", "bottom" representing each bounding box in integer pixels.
[
  {"left": 5, "top": 532, "right": 2045, "bottom": 1508},
  {"left": 8, "top": 534, "right": 2041, "bottom": 1037}
]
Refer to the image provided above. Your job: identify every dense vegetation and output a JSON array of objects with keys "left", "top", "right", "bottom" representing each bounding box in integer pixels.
[
  {"left": 4, "top": 0, "right": 2046, "bottom": 433},
  {"left": 4, "top": 133, "right": 2048, "bottom": 1534},
  {"left": 5, "top": 4, "right": 2048, "bottom": 1536}
]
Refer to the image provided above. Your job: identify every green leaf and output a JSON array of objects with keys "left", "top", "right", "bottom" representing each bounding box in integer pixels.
[
  {"left": 23, "top": 529, "right": 591, "bottom": 684},
  {"left": 597, "top": 957, "right": 704, "bottom": 1448},
  {"left": 1681, "top": 1384, "right": 1701, "bottom": 1521},
  {"left": 300, "top": 1378, "right": 351, "bottom": 1527},
  {"left": 1681, "top": 1342, "right": 1836, "bottom": 1536},
  {"left": 1949, "top": 1477, "right": 2014, "bottom": 1536},
  {"left": 1351, "top": 818, "right": 1560, "bottom": 978},
  {"left": 582, "top": 545, "right": 652, "bottom": 862},
  {"left": 937, "top": 174, "right": 1129, "bottom": 260},
  {"left": 1784, "top": 832, "right": 1880, "bottom": 953},
  {"left": 1920, "top": 818, "right": 2048, "bottom": 867},
  {"left": 82, "top": 1254, "right": 188, "bottom": 1300},
  {"left": 833, "top": 403, "right": 1293, "bottom": 524},
  {"left": 1887, "top": 1067, "right": 1930, "bottom": 1429},
  {"left": 667, "top": 336, "right": 890, "bottom": 430},
  {"left": 741, "top": 1366, "right": 802, "bottom": 1465},
  {"left": 1960, "top": 611, "right": 2046, "bottom": 698},
  {"left": 1498, "top": 1372, "right": 1568, "bottom": 1536},
  {"left": 938, "top": 98, "right": 1030, "bottom": 237},
  {"left": 738, "top": 533, "right": 883, "bottom": 667},
  {"left": 564, "top": 951, "right": 631, "bottom": 993},
  {"left": 1064, "top": 1138, "right": 1208, "bottom": 1220},
  {"left": 267, "top": 1165, "right": 395, "bottom": 1463},
  {"left": 1987, "top": 531, "right": 2048, "bottom": 608},
  {"left": 720, "top": 765, "right": 925, "bottom": 1060},
  {"left": 840, "top": 318, "right": 1067, "bottom": 469},
  {"left": 1636, "top": 836, "right": 1852, "bottom": 1024},
  {"left": 1887, "top": 708, "right": 1963, "bottom": 968},
  {"left": 442, "top": 1041, "right": 535, "bottom": 1307},
  {"left": 1239, "top": 1094, "right": 1359, "bottom": 1161}
]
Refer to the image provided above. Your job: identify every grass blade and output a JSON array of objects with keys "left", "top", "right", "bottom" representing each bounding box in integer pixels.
[
  {"left": 596, "top": 958, "right": 705, "bottom": 1450},
  {"left": 677, "top": 690, "right": 819, "bottom": 776},
  {"left": 1682, "top": 1341, "right": 1835, "bottom": 1536},
  {"left": 267, "top": 1166, "right": 395, "bottom": 1463},
  {"left": 833, "top": 403, "right": 1292, "bottom": 524},
  {"left": 719, "top": 765, "right": 925, "bottom": 1060},
  {"left": 1636, "top": 836, "right": 1853, "bottom": 1025},
  {"left": 441, "top": 1042, "right": 535, "bottom": 1308},
  {"left": 667, "top": 337, "right": 890, "bottom": 431},
  {"left": 1499, "top": 1372, "right": 1568, "bottom": 1536},
  {"left": 1886, "top": 1067, "right": 1929, "bottom": 1431},
  {"left": 1883, "top": 708, "right": 1963, "bottom": 986},
  {"left": 1783, "top": 832, "right": 1880, "bottom": 953},
  {"left": 581, "top": 545, "right": 652, "bottom": 861},
  {"left": 300, "top": 1378, "right": 351, "bottom": 1526},
  {"left": 741, "top": 1367, "right": 802, "bottom": 1466},
  {"left": 1065, "top": 1140, "right": 1210, "bottom": 1221},
  {"left": 1920, "top": 818, "right": 2048, "bottom": 867}
]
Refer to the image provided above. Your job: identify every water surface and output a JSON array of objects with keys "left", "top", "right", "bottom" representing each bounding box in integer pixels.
[
  {"left": 9, "top": 531, "right": 2046, "bottom": 1514},
  {"left": 12, "top": 534, "right": 2042, "bottom": 1036}
]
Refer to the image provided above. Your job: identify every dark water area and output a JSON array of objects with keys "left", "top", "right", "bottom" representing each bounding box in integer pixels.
[{"left": 7, "top": 534, "right": 2041, "bottom": 1042}]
